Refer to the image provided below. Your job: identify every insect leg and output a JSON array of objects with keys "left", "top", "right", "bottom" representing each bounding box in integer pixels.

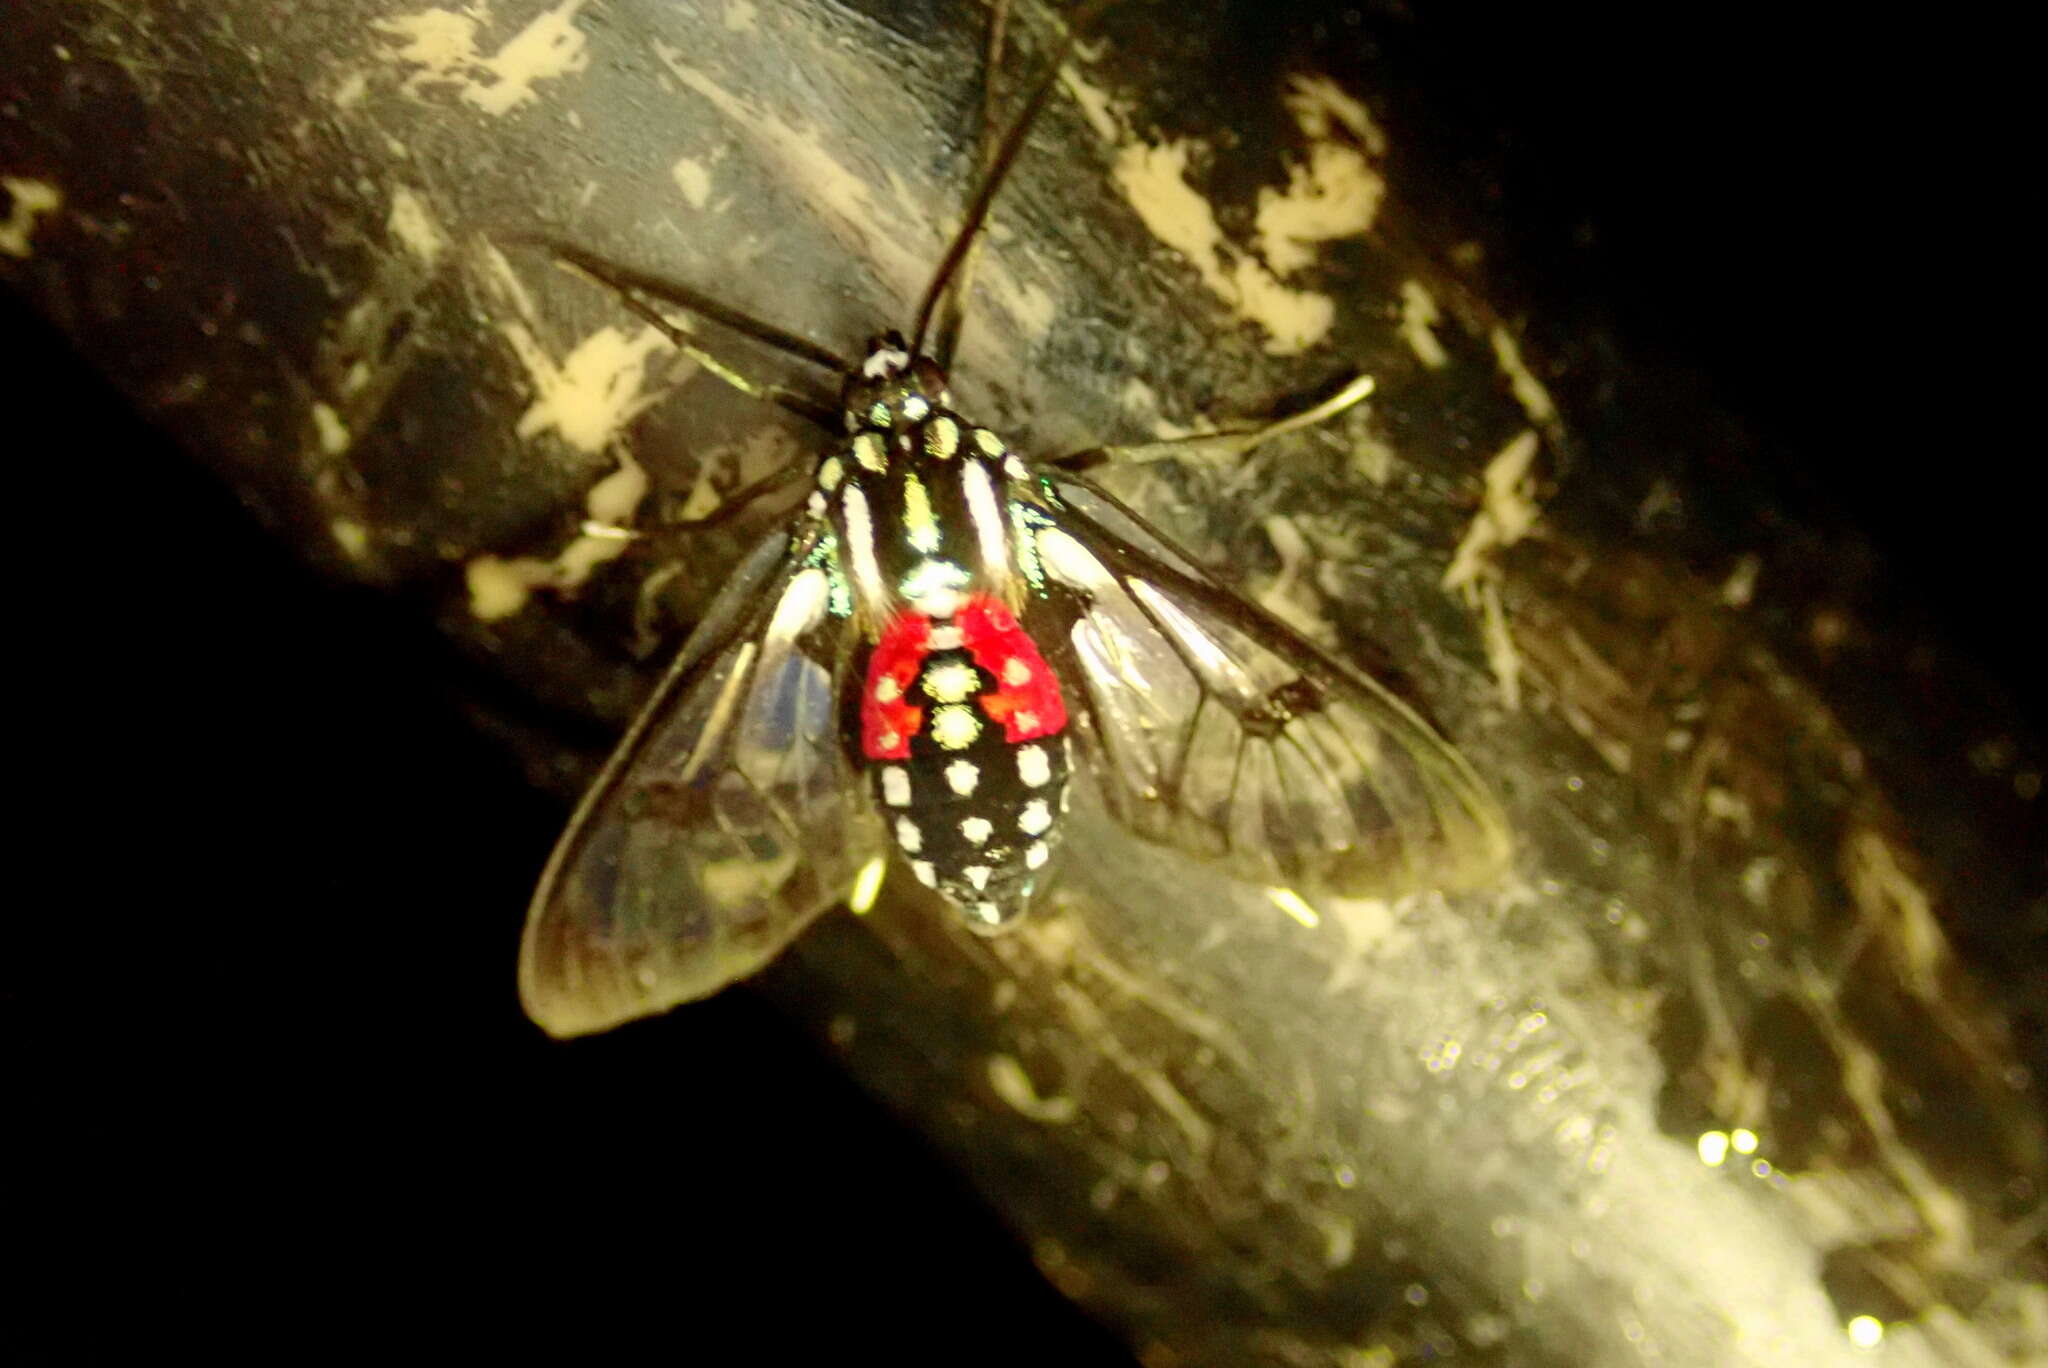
[
  {"left": 654, "top": 461, "right": 809, "bottom": 535},
  {"left": 1042, "top": 372, "right": 1378, "bottom": 472}
]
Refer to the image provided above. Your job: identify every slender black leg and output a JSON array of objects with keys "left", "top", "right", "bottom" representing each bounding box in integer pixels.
[
  {"left": 658, "top": 462, "right": 808, "bottom": 534},
  {"left": 572, "top": 459, "right": 808, "bottom": 564}
]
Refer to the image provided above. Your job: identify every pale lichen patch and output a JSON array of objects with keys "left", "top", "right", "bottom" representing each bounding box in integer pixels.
[
  {"left": 1442, "top": 429, "right": 1543, "bottom": 595},
  {"left": 331, "top": 70, "right": 369, "bottom": 109},
  {"left": 670, "top": 155, "right": 714, "bottom": 210},
  {"left": 374, "top": 0, "right": 591, "bottom": 118},
  {"left": 1112, "top": 138, "right": 1335, "bottom": 355},
  {"left": 1285, "top": 75, "right": 1388, "bottom": 156},
  {"left": 655, "top": 47, "right": 933, "bottom": 310},
  {"left": 1306, "top": 1207, "right": 1358, "bottom": 1269},
  {"left": 582, "top": 455, "right": 651, "bottom": 528},
  {"left": 470, "top": 305, "right": 670, "bottom": 620},
  {"left": 474, "top": 238, "right": 541, "bottom": 327},
  {"left": 1479, "top": 579, "right": 1521, "bottom": 710},
  {"left": 330, "top": 517, "right": 371, "bottom": 561},
  {"left": 1795, "top": 952, "right": 1976, "bottom": 1268},
  {"left": 1113, "top": 377, "right": 1202, "bottom": 443},
  {"left": 986, "top": 1054, "right": 1079, "bottom": 1125},
  {"left": 675, "top": 424, "right": 799, "bottom": 521},
  {"left": 1064, "top": 70, "right": 1347, "bottom": 355},
  {"left": 466, "top": 533, "right": 634, "bottom": 621},
  {"left": 311, "top": 402, "right": 351, "bottom": 456},
  {"left": 0, "top": 177, "right": 62, "bottom": 258},
  {"left": 1255, "top": 77, "right": 1388, "bottom": 275},
  {"left": 1060, "top": 66, "right": 1121, "bottom": 142},
  {"left": 385, "top": 185, "right": 448, "bottom": 264},
  {"left": 1842, "top": 828, "right": 1955, "bottom": 1008},
  {"left": 465, "top": 454, "right": 646, "bottom": 622},
  {"left": 1399, "top": 279, "right": 1450, "bottom": 370},
  {"left": 466, "top": 553, "right": 552, "bottom": 621},
  {"left": 500, "top": 321, "right": 674, "bottom": 454},
  {"left": 1490, "top": 326, "right": 1558, "bottom": 429},
  {"left": 1350, "top": 427, "right": 1398, "bottom": 485},
  {"left": 373, "top": 8, "right": 480, "bottom": 91},
  {"left": 1721, "top": 553, "right": 1761, "bottom": 608},
  {"left": 1254, "top": 515, "right": 1334, "bottom": 642},
  {"left": 975, "top": 254, "right": 1057, "bottom": 345},
  {"left": 1443, "top": 430, "right": 1542, "bottom": 708},
  {"left": 1253, "top": 136, "right": 1382, "bottom": 274}
]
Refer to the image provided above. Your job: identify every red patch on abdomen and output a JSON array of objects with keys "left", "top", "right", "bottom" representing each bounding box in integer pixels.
[
  {"left": 859, "top": 613, "right": 928, "bottom": 761},
  {"left": 859, "top": 596, "right": 1068, "bottom": 761},
  {"left": 956, "top": 598, "right": 1067, "bottom": 742}
]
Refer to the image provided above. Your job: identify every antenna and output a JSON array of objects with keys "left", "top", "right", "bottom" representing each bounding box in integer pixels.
[
  {"left": 924, "top": 0, "right": 1012, "bottom": 372},
  {"left": 513, "top": 235, "right": 843, "bottom": 430},
  {"left": 909, "top": 0, "right": 1116, "bottom": 364},
  {"left": 521, "top": 235, "right": 851, "bottom": 376}
]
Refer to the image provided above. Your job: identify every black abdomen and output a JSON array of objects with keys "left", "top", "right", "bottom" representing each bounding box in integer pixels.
[{"left": 865, "top": 643, "right": 1071, "bottom": 932}]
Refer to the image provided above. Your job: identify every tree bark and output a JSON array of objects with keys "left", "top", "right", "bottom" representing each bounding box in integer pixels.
[{"left": 5, "top": 3, "right": 2041, "bottom": 1364}]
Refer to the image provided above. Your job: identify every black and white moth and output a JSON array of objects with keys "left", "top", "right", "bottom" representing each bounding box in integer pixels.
[{"left": 518, "top": 3, "right": 1511, "bottom": 1038}]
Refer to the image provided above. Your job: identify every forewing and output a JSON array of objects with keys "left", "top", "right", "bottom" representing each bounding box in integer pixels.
[
  {"left": 1029, "top": 474, "right": 1512, "bottom": 902},
  {"left": 520, "top": 524, "right": 882, "bottom": 1037}
]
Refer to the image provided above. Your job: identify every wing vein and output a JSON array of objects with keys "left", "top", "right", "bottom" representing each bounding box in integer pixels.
[{"left": 1031, "top": 473, "right": 1512, "bottom": 902}]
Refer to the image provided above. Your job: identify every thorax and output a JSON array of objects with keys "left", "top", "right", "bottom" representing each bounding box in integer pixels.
[{"left": 816, "top": 387, "right": 1038, "bottom": 629}]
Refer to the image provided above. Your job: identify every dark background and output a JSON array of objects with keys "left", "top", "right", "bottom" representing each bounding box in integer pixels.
[{"left": 8, "top": 2, "right": 2034, "bottom": 1360}]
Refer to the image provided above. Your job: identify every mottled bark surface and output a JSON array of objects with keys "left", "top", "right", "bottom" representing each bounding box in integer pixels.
[{"left": 6, "top": 2, "right": 2041, "bottom": 1364}]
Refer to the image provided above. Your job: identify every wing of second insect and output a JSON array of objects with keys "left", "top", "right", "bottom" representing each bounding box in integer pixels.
[
  {"left": 519, "top": 523, "right": 884, "bottom": 1038},
  {"left": 1023, "top": 471, "right": 1512, "bottom": 904}
]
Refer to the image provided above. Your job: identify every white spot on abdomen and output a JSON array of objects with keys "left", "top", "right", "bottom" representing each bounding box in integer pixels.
[
  {"left": 922, "top": 661, "right": 979, "bottom": 703},
  {"left": 931, "top": 706, "right": 982, "bottom": 751},
  {"left": 1016, "top": 745, "right": 1051, "bottom": 788}
]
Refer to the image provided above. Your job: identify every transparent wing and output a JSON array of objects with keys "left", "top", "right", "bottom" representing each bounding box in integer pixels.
[
  {"left": 1029, "top": 474, "right": 1512, "bottom": 902},
  {"left": 520, "top": 523, "right": 882, "bottom": 1037}
]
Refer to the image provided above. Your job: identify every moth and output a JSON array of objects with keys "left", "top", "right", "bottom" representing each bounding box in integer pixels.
[{"left": 518, "top": 2, "right": 1511, "bottom": 1038}]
